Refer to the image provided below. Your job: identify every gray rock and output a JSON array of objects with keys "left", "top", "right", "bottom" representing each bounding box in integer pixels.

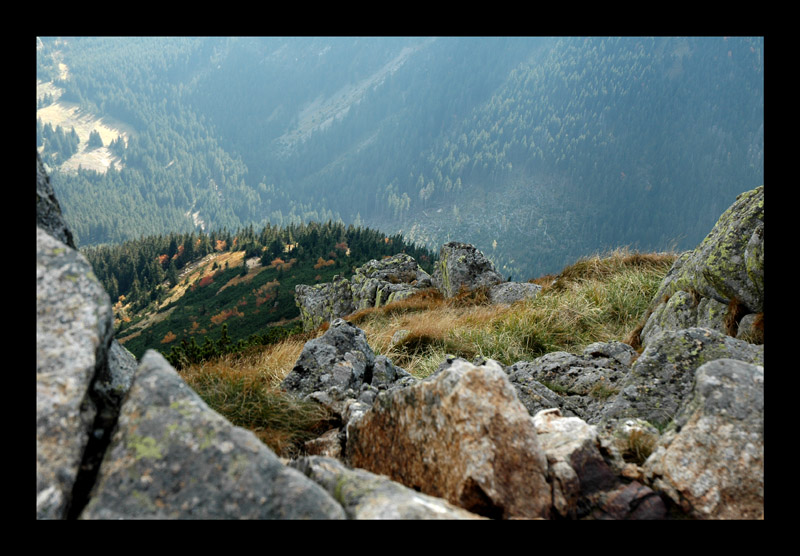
[
  {"left": 290, "top": 456, "right": 485, "bottom": 519},
  {"left": 295, "top": 254, "right": 432, "bottom": 331},
  {"left": 432, "top": 242, "right": 504, "bottom": 298},
  {"left": 505, "top": 342, "right": 635, "bottom": 423},
  {"left": 295, "top": 276, "right": 355, "bottom": 331},
  {"left": 643, "top": 359, "right": 764, "bottom": 519},
  {"left": 487, "top": 281, "right": 542, "bottom": 305},
  {"left": 80, "top": 351, "right": 346, "bottom": 519},
  {"left": 532, "top": 408, "right": 617, "bottom": 518},
  {"left": 641, "top": 186, "right": 764, "bottom": 346},
  {"left": 599, "top": 327, "right": 764, "bottom": 428},
  {"left": 37, "top": 227, "right": 114, "bottom": 519},
  {"left": 350, "top": 253, "right": 432, "bottom": 310},
  {"left": 281, "top": 319, "right": 416, "bottom": 421},
  {"left": 36, "top": 152, "right": 75, "bottom": 249}
]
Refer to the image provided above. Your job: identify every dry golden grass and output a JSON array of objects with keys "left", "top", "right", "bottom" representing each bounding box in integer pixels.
[
  {"left": 181, "top": 247, "right": 677, "bottom": 455},
  {"left": 179, "top": 337, "right": 332, "bottom": 457}
]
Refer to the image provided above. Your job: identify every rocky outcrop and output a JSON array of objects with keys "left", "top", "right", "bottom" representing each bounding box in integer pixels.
[
  {"left": 295, "top": 254, "right": 432, "bottom": 331},
  {"left": 345, "top": 357, "right": 552, "bottom": 519},
  {"left": 350, "top": 253, "right": 433, "bottom": 310},
  {"left": 640, "top": 186, "right": 763, "bottom": 346},
  {"left": 431, "top": 241, "right": 505, "bottom": 298},
  {"left": 295, "top": 276, "right": 355, "bottom": 331},
  {"left": 296, "top": 243, "right": 542, "bottom": 331},
  {"left": 281, "top": 318, "right": 416, "bottom": 419},
  {"left": 642, "top": 359, "right": 764, "bottom": 519},
  {"left": 37, "top": 227, "right": 114, "bottom": 519},
  {"left": 505, "top": 341, "right": 637, "bottom": 423}
]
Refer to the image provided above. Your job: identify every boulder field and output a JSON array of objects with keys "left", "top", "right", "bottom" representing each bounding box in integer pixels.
[{"left": 37, "top": 150, "right": 763, "bottom": 519}]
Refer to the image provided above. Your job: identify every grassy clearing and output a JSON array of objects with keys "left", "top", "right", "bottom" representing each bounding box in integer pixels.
[{"left": 179, "top": 247, "right": 676, "bottom": 456}]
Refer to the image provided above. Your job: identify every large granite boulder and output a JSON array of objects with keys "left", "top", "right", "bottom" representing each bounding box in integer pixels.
[
  {"left": 81, "top": 351, "right": 345, "bottom": 519},
  {"left": 640, "top": 186, "right": 764, "bottom": 346},
  {"left": 345, "top": 357, "right": 552, "bottom": 519},
  {"left": 642, "top": 359, "right": 764, "bottom": 519},
  {"left": 36, "top": 227, "right": 115, "bottom": 519},
  {"left": 599, "top": 327, "right": 764, "bottom": 428},
  {"left": 431, "top": 242, "right": 505, "bottom": 298}
]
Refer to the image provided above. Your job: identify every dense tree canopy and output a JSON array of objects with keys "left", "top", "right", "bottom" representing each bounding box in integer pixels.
[{"left": 38, "top": 36, "right": 763, "bottom": 277}]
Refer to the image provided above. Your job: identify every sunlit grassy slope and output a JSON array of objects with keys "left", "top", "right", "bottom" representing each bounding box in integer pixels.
[{"left": 178, "top": 248, "right": 677, "bottom": 457}]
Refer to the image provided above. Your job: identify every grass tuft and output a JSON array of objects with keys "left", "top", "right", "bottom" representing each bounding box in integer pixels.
[{"left": 179, "top": 339, "right": 335, "bottom": 458}]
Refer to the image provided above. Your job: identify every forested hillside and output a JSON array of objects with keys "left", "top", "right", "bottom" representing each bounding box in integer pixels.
[
  {"left": 36, "top": 36, "right": 763, "bottom": 278},
  {"left": 83, "top": 220, "right": 435, "bottom": 360}
]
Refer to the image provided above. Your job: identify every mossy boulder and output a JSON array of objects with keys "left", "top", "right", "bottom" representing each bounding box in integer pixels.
[
  {"left": 641, "top": 185, "right": 764, "bottom": 346},
  {"left": 599, "top": 327, "right": 764, "bottom": 427},
  {"left": 295, "top": 275, "right": 355, "bottom": 331}
]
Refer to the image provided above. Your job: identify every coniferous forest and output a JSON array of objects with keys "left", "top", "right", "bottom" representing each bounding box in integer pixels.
[{"left": 37, "top": 36, "right": 763, "bottom": 282}]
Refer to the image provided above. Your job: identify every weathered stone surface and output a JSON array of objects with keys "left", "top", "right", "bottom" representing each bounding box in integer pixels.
[
  {"left": 432, "top": 242, "right": 504, "bottom": 298},
  {"left": 487, "top": 281, "right": 542, "bottom": 305},
  {"left": 599, "top": 328, "right": 764, "bottom": 428},
  {"left": 291, "top": 456, "right": 485, "bottom": 519},
  {"left": 505, "top": 342, "right": 635, "bottom": 423},
  {"left": 346, "top": 357, "right": 551, "bottom": 519},
  {"left": 532, "top": 408, "right": 617, "bottom": 518},
  {"left": 281, "top": 319, "right": 416, "bottom": 420},
  {"left": 295, "top": 276, "right": 355, "bottom": 331},
  {"left": 36, "top": 152, "right": 75, "bottom": 249},
  {"left": 641, "top": 186, "right": 764, "bottom": 346},
  {"left": 80, "top": 350, "right": 345, "bottom": 519},
  {"left": 641, "top": 290, "right": 729, "bottom": 346},
  {"left": 37, "top": 227, "right": 114, "bottom": 519},
  {"left": 304, "top": 428, "right": 344, "bottom": 458},
  {"left": 295, "top": 254, "right": 432, "bottom": 331},
  {"left": 643, "top": 359, "right": 764, "bottom": 519},
  {"left": 586, "top": 481, "right": 667, "bottom": 520},
  {"left": 350, "top": 253, "right": 432, "bottom": 310}
]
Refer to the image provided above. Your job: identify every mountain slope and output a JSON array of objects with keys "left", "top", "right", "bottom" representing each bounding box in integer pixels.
[{"left": 37, "top": 36, "right": 763, "bottom": 278}]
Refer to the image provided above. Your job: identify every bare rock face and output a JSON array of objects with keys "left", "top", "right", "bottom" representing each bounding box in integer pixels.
[
  {"left": 642, "top": 358, "right": 764, "bottom": 519},
  {"left": 432, "top": 242, "right": 505, "bottom": 298},
  {"left": 80, "top": 351, "right": 346, "bottom": 520},
  {"left": 36, "top": 227, "right": 114, "bottom": 519},
  {"left": 345, "top": 357, "right": 551, "bottom": 519}
]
